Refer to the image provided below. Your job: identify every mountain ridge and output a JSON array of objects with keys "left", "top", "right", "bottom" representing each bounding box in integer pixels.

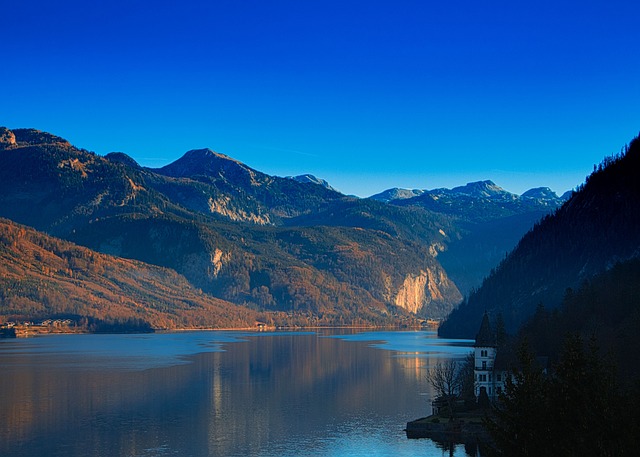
[
  {"left": 374, "top": 180, "right": 569, "bottom": 296},
  {"left": 0, "top": 125, "right": 581, "bottom": 326},
  {"left": 0, "top": 127, "right": 463, "bottom": 323},
  {"left": 370, "top": 180, "right": 569, "bottom": 208}
]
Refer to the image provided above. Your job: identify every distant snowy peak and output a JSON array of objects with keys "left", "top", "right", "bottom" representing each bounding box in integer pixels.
[
  {"left": 372, "top": 180, "right": 571, "bottom": 205},
  {"left": 287, "top": 174, "right": 338, "bottom": 192},
  {"left": 522, "top": 187, "right": 573, "bottom": 204},
  {"left": 368, "top": 188, "right": 425, "bottom": 202},
  {"left": 521, "top": 187, "right": 559, "bottom": 200},
  {"left": 371, "top": 181, "right": 515, "bottom": 203},
  {"left": 448, "top": 180, "right": 513, "bottom": 199},
  {"left": 560, "top": 190, "right": 573, "bottom": 200}
]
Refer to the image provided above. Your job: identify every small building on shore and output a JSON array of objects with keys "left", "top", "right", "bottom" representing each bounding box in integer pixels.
[
  {"left": 473, "top": 313, "right": 509, "bottom": 401},
  {"left": 473, "top": 313, "right": 547, "bottom": 402}
]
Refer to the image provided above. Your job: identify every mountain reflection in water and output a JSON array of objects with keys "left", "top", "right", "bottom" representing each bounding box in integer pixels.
[{"left": 0, "top": 330, "right": 475, "bottom": 457}]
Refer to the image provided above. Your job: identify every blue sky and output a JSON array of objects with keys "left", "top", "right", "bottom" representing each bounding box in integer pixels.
[{"left": 3, "top": 0, "right": 639, "bottom": 197}]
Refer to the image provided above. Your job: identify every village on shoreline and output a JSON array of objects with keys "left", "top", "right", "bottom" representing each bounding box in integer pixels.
[{"left": 1, "top": 317, "right": 441, "bottom": 338}]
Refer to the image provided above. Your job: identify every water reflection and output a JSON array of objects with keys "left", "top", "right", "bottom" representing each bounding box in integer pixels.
[{"left": 0, "top": 331, "right": 475, "bottom": 457}]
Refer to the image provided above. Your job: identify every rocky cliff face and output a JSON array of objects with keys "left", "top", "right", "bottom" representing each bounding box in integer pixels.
[
  {"left": 395, "top": 271, "right": 429, "bottom": 314},
  {"left": 394, "top": 267, "right": 462, "bottom": 318},
  {"left": 207, "top": 195, "right": 272, "bottom": 225}
]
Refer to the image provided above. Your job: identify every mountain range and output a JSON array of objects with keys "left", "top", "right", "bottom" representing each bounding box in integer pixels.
[
  {"left": 0, "top": 126, "right": 568, "bottom": 328},
  {"left": 371, "top": 180, "right": 570, "bottom": 296}
]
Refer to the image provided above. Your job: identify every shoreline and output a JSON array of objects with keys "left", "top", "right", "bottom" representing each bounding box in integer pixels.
[
  {"left": 405, "top": 415, "right": 490, "bottom": 445},
  {"left": 2, "top": 322, "right": 438, "bottom": 338}
]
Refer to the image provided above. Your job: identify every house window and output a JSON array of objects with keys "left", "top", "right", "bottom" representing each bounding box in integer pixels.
[{"left": 482, "top": 361, "right": 487, "bottom": 370}]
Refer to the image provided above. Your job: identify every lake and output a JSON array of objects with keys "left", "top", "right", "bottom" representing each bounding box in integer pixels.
[{"left": 0, "top": 330, "right": 476, "bottom": 457}]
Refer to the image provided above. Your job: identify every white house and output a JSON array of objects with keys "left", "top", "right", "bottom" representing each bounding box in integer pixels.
[{"left": 474, "top": 313, "right": 509, "bottom": 401}]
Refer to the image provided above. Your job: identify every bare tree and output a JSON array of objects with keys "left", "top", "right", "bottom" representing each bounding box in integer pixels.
[
  {"left": 458, "top": 353, "right": 477, "bottom": 403},
  {"left": 426, "top": 359, "right": 464, "bottom": 419}
]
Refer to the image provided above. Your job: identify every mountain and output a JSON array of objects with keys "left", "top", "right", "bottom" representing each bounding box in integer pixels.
[
  {"left": 388, "top": 180, "right": 568, "bottom": 221},
  {"left": 450, "top": 180, "right": 511, "bottom": 198},
  {"left": 0, "top": 218, "right": 258, "bottom": 329},
  {"left": 105, "top": 151, "right": 141, "bottom": 168},
  {"left": 287, "top": 174, "right": 338, "bottom": 192},
  {"left": 376, "top": 181, "right": 569, "bottom": 295},
  {"left": 0, "top": 127, "right": 462, "bottom": 323},
  {"left": 521, "top": 186, "right": 562, "bottom": 202},
  {"left": 153, "top": 148, "right": 345, "bottom": 225},
  {"left": 372, "top": 181, "right": 568, "bottom": 213},
  {"left": 368, "top": 188, "right": 425, "bottom": 202},
  {"left": 439, "top": 134, "right": 640, "bottom": 338}
]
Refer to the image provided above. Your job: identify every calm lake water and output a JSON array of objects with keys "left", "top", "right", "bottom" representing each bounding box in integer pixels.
[{"left": 0, "top": 330, "right": 476, "bottom": 457}]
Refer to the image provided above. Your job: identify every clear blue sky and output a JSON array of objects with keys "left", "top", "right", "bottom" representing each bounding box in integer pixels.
[{"left": 3, "top": 0, "right": 639, "bottom": 197}]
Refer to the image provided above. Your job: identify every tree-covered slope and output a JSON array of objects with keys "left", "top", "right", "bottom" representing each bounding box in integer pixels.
[
  {"left": 0, "top": 218, "right": 258, "bottom": 329},
  {"left": 517, "top": 257, "right": 640, "bottom": 379},
  {"left": 439, "top": 134, "right": 640, "bottom": 337}
]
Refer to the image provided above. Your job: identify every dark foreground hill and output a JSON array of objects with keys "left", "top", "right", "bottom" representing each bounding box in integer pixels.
[{"left": 439, "top": 133, "right": 640, "bottom": 337}]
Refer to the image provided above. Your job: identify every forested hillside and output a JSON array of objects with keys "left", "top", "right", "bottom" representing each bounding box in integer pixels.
[
  {"left": 0, "top": 218, "right": 258, "bottom": 329},
  {"left": 439, "top": 134, "right": 640, "bottom": 337},
  {"left": 518, "top": 257, "right": 640, "bottom": 379}
]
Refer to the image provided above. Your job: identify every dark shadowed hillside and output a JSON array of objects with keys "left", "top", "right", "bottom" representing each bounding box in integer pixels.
[
  {"left": 517, "top": 257, "right": 640, "bottom": 380},
  {"left": 439, "top": 133, "right": 640, "bottom": 337}
]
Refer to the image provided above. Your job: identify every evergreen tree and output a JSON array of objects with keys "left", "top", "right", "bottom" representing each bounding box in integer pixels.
[
  {"left": 486, "top": 335, "right": 638, "bottom": 456},
  {"left": 485, "top": 340, "right": 551, "bottom": 456},
  {"left": 548, "top": 335, "right": 626, "bottom": 457}
]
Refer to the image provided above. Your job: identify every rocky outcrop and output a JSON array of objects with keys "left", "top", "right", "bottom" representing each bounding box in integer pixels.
[
  {"left": 210, "top": 248, "right": 231, "bottom": 277},
  {"left": 207, "top": 196, "right": 271, "bottom": 225},
  {"left": 395, "top": 271, "right": 428, "bottom": 314},
  {"left": 0, "top": 127, "right": 16, "bottom": 148},
  {"left": 395, "top": 268, "right": 462, "bottom": 317}
]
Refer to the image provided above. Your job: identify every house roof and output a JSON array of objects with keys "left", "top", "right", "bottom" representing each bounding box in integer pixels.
[{"left": 474, "top": 312, "right": 497, "bottom": 348}]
